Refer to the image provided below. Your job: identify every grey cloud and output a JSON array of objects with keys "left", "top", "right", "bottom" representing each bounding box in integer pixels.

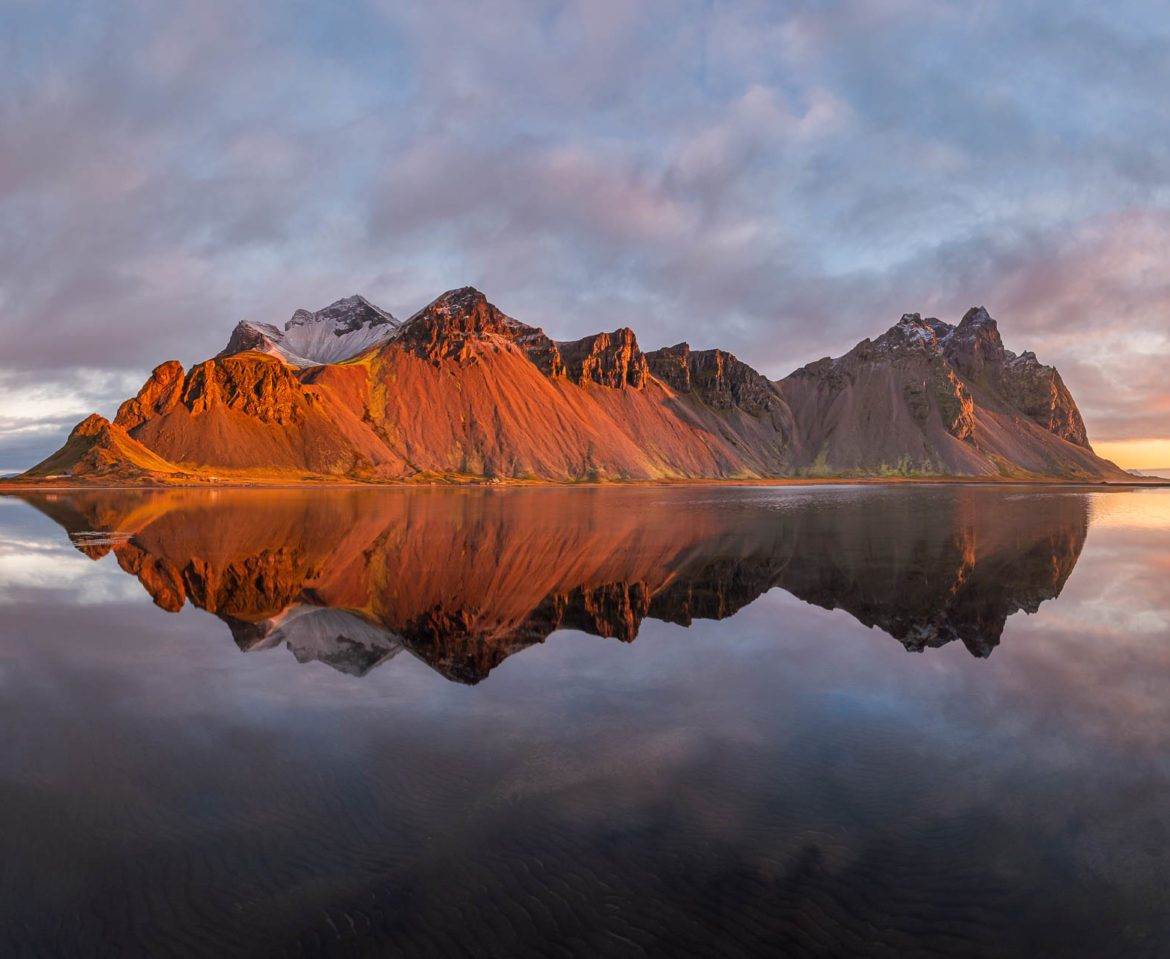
[
  {"left": 2, "top": 0, "right": 1168, "bottom": 469},
  {"left": 0, "top": 423, "right": 81, "bottom": 476}
]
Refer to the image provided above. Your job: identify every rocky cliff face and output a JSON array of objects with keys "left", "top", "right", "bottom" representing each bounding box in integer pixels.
[
  {"left": 557, "top": 328, "right": 649, "bottom": 388},
  {"left": 935, "top": 307, "right": 1089, "bottom": 448},
  {"left": 115, "top": 361, "right": 186, "bottom": 431},
  {"left": 646, "top": 343, "right": 784, "bottom": 413},
  {"left": 997, "top": 353, "right": 1089, "bottom": 448},
  {"left": 115, "top": 354, "right": 309, "bottom": 430},
  {"left": 182, "top": 354, "right": 307, "bottom": 425},
  {"left": 15, "top": 289, "right": 1122, "bottom": 484},
  {"left": 939, "top": 307, "right": 1006, "bottom": 379},
  {"left": 781, "top": 314, "right": 984, "bottom": 474},
  {"left": 882, "top": 314, "right": 977, "bottom": 441}
]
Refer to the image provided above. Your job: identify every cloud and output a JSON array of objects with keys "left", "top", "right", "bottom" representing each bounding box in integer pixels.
[
  {"left": 913, "top": 210, "right": 1170, "bottom": 443},
  {"left": 1, "top": 0, "right": 1168, "bottom": 469}
]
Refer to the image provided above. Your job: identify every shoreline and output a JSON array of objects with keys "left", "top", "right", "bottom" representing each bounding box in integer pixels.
[{"left": 2, "top": 476, "right": 1168, "bottom": 493}]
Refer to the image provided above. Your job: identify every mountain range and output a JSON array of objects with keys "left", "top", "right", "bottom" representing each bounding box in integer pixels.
[{"left": 14, "top": 287, "right": 1127, "bottom": 483}]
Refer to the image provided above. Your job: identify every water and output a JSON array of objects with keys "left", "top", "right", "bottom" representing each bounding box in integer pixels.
[{"left": 1, "top": 485, "right": 1168, "bottom": 957}]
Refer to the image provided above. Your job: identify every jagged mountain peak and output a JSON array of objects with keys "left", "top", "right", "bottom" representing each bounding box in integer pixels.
[
  {"left": 432, "top": 286, "right": 488, "bottom": 311},
  {"left": 71, "top": 412, "right": 112, "bottom": 438},
  {"left": 400, "top": 286, "right": 524, "bottom": 338},
  {"left": 944, "top": 306, "right": 1007, "bottom": 378},
  {"left": 287, "top": 294, "right": 398, "bottom": 333},
  {"left": 394, "top": 286, "right": 565, "bottom": 375},
  {"left": 401, "top": 287, "right": 511, "bottom": 332},
  {"left": 958, "top": 305, "right": 996, "bottom": 329},
  {"left": 874, "top": 313, "right": 942, "bottom": 353},
  {"left": 221, "top": 293, "right": 400, "bottom": 367}
]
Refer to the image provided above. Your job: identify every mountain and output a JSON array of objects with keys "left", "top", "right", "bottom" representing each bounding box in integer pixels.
[
  {"left": 12, "top": 288, "right": 1127, "bottom": 483},
  {"left": 14, "top": 486, "right": 1089, "bottom": 683},
  {"left": 24, "top": 413, "right": 197, "bottom": 482},
  {"left": 219, "top": 294, "right": 400, "bottom": 367},
  {"left": 780, "top": 308, "right": 1110, "bottom": 477}
]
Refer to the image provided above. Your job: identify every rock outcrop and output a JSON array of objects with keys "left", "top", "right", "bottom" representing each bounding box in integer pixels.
[
  {"left": 115, "top": 361, "right": 186, "bottom": 431},
  {"left": 647, "top": 343, "right": 785, "bottom": 413},
  {"left": 997, "top": 352, "right": 1089, "bottom": 448},
  {"left": 557, "top": 328, "right": 649, "bottom": 388},
  {"left": 179, "top": 354, "right": 306, "bottom": 425}
]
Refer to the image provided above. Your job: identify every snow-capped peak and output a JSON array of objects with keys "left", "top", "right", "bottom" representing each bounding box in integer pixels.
[
  {"left": 289, "top": 295, "right": 398, "bottom": 335},
  {"left": 221, "top": 295, "right": 401, "bottom": 367}
]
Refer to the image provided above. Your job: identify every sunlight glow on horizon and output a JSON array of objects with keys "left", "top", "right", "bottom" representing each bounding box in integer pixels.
[{"left": 1093, "top": 439, "right": 1170, "bottom": 471}]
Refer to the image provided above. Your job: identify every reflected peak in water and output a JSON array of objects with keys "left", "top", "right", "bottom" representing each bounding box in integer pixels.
[{"left": 15, "top": 486, "right": 1089, "bottom": 683}]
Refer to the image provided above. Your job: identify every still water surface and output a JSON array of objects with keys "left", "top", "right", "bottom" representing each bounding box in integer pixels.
[{"left": 1, "top": 485, "right": 1168, "bottom": 957}]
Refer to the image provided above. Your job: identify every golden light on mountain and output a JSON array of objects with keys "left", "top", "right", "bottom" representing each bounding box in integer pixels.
[{"left": 7, "top": 289, "right": 1133, "bottom": 486}]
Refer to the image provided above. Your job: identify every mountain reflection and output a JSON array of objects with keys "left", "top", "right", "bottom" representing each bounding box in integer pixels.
[{"left": 16, "top": 486, "right": 1088, "bottom": 683}]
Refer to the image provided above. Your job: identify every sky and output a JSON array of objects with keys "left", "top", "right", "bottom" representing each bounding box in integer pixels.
[{"left": 1, "top": 0, "right": 1169, "bottom": 472}]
